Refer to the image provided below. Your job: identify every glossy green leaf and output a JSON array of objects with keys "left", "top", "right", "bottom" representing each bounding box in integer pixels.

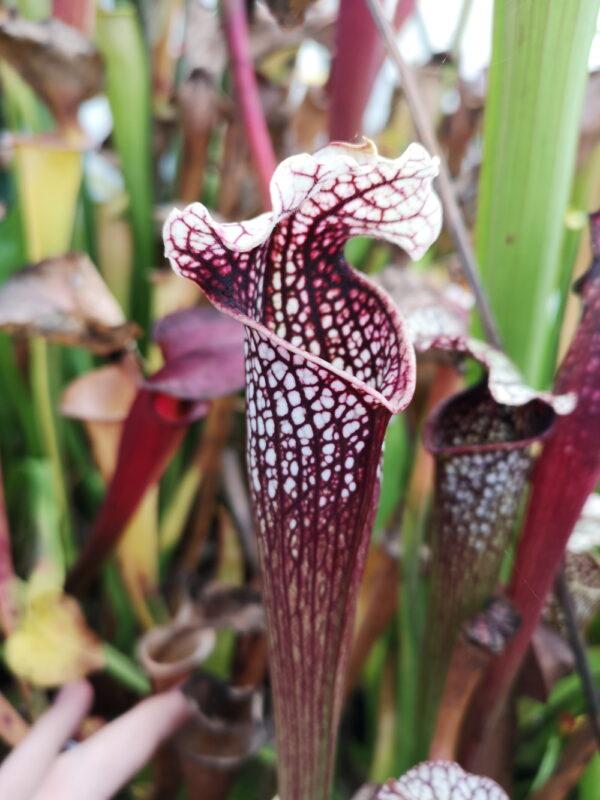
[
  {"left": 476, "top": 0, "right": 600, "bottom": 387},
  {"left": 95, "top": 4, "right": 154, "bottom": 332}
]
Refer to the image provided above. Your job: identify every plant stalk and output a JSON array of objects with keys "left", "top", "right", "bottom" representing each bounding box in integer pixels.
[
  {"left": 221, "top": 0, "right": 276, "bottom": 208},
  {"left": 30, "top": 338, "right": 74, "bottom": 571},
  {"left": 329, "top": 0, "right": 415, "bottom": 142}
]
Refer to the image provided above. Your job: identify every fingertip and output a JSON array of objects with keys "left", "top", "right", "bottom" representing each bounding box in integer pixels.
[
  {"left": 55, "top": 680, "right": 94, "bottom": 715},
  {"left": 161, "top": 688, "right": 197, "bottom": 724}
]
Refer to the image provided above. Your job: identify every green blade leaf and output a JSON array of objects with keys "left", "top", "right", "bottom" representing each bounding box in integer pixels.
[
  {"left": 95, "top": 4, "right": 154, "bottom": 332},
  {"left": 475, "top": 0, "right": 600, "bottom": 388}
]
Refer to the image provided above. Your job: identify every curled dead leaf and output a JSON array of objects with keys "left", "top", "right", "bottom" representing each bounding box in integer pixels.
[
  {"left": 544, "top": 550, "right": 600, "bottom": 634},
  {"left": 378, "top": 266, "right": 575, "bottom": 414},
  {"left": 60, "top": 359, "right": 139, "bottom": 424},
  {"left": 0, "top": 252, "right": 139, "bottom": 354},
  {"left": 0, "top": 15, "right": 103, "bottom": 132}
]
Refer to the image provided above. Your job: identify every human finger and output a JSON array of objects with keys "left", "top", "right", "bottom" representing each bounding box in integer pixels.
[
  {"left": 0, "top": 680, "right": 93, "bottom": 800},
  {"left": 32, "top": 689, "right": 193, "bottom": 800}
]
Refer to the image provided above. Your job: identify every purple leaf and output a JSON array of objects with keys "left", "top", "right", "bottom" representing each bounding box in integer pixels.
[
  {"left": 376, "top": 761, "right": 508, "bottom": 800},
  {"left": 145, "top": 350, "right": 244, "bottom": 400},
  {"left": 153, "top": 306, "right": 245, "bottom": 363},
  {"left": 146, "top": 307, "right": 245, "bottom": 400},
  {"left": 164, "top": 139, "right": 442, "bottom": 800}
]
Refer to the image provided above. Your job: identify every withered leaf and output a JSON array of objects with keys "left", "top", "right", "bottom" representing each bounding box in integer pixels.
[
  {"left": 60, "top": 360, "right": 139, "bottom": 423},
  {"left": 378, "top": 266, "right": 575, "bottom": 414},
  {"left": 0, "top": 16, "right": 104, "bottom": 130},
  {"left": 0, "top": 252, "right": 139, "bottom": 354}
]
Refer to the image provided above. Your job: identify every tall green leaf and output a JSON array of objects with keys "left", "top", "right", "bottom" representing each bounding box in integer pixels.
[
  {"left": 476, "top": 0, "right": 600, "bottom": 387},
  {"left": 95, "top": 5, "right": 154, "bottom": 333}
]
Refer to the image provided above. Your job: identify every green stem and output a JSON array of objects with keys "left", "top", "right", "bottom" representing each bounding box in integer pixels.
[
  {"left": 580, "top": 752, "right": 600, "bottom": 800},
  {"left": 30, "top": 337, "right": 74, "bottom": 570},
  {"left": 103, "top": 642, "right": 150, "bottom": 696},
  {"left": 396, "top": 503, "right": 428, "bottom": 770}
]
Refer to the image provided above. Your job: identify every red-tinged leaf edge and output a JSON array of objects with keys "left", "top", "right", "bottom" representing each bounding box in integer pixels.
[
  {"left": 378, "top": 264, "right": 575, "bottom": 414},
  {"left": 164, "top": 139, "right": 442, "bottom": 800}
]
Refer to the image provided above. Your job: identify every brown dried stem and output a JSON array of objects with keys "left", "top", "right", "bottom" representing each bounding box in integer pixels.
[
  {"left": 429, "top": 597, "right": 520, "bottom": 762},
  {"left": 555, "top": 562, "right": 600, "bottom": 748},
  {"left": 180, "top": 396, "right": 236, "bottom": 573},
  {"left": 528, "top": 718, "right": 599, "bottom": 800}
]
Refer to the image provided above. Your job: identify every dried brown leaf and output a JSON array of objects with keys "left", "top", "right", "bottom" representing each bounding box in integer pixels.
[
  {"left": 544, "top": 551, "right": 600, "bottom": 634},
  {"left": 60, "top": 360, "right": 139, "bottom": 423},
  {"left": 0, "top": 16, "right": 103, "bottom": 130},
  {"left": 0, "top": 253, "right": 139, "bottom": 353}
]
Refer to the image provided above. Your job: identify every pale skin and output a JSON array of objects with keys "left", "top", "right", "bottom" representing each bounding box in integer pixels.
[{"left": 0, "top": 681, "right": 194, "bottom": 800}]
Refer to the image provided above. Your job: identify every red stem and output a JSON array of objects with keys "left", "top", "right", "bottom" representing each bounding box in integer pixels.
[
  {"left": 66, "top": 391, "right": 201, "bottom": 594},
  {"left": 463, "top": 237, "right": 600, "bottom": 769},
  {"left": 221, "top": 0, "right": 276, "bottom": 209},
  {"left": 329, "top": 0, "right": 415, "bottom": 141}
]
